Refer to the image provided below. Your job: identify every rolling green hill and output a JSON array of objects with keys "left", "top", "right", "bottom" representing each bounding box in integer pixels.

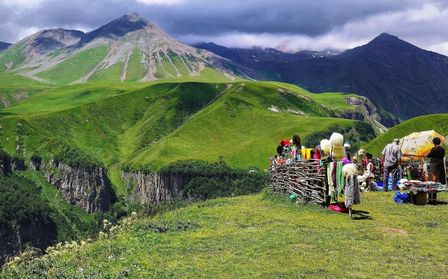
[
  {"left": 0, "top": 80, "right": 375, "bottom": 175},
  {"left": 0, "top": 73, "right": 51, "bottom": 108},
  {"left": 364, "top": 114, "right": 448, "bottom": 155}
]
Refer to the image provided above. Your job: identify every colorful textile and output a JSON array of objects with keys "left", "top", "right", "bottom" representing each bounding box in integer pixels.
[
  {"left": 327, "top": 163, "right": 335, "bottom": 196},
  {"left": 345, "top": 175, "right": 360, "bottom": 208},
  {"left": 336, "top": 162, "right": 345, "bottom": 196}
]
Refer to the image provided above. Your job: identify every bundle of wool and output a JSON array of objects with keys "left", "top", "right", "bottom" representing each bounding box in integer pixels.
[
  {"left": 330, "top": 133, "right": 344, "bottom": 147},
  {"left": 342, "top": 163, "right": 358, "bottom": 176},
  {"left": 320, "top": 139, "right": 331, "bottom": 155},
  {"left": 332, "top": 146, "right": 345, "bottom": 160}
]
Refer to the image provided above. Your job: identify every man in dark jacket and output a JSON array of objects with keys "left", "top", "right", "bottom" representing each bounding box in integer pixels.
[{"left": 427, "top": 137, "right": 446, "bottom": 184}]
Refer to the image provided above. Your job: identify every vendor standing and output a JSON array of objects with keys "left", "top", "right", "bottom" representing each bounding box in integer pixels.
[
  {"left": 382, "top": 138, "right": 402, "bottom": 192},
  {"left": 427, "top": 137, "right": 446, "bottom": 184}
]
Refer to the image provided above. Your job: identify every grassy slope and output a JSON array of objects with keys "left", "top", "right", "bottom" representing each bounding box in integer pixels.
[
  {"left": 37, "top": 46, "right": 109, "bottom": 85},
  {"left": 0, "top": 81, "right": 363, "bottom": 172},
  {"left": 129, "top": 81, "right": 356, "bottom": 169},
  {"left": 364, "top": 114, "right": 448, "bottom": 155},
  {"left": 0, "top": 41, "right": 27, "bottom": 71},
  {"left": 5, "top": 191, "right": 448, "bottom": 278},
  {"left": 0, "top": 73, "right": 51, "bottom": 108}
]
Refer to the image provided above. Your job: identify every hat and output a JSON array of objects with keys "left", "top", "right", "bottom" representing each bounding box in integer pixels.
[
  {"left": 343, "top": 142, "right": 351, "bottom": 148},
  {"left": 393, "top": 138, "right": 400, "bottom": 143},
  {"left": 280, "top": 140, "right": 290, "bottom": 146}
]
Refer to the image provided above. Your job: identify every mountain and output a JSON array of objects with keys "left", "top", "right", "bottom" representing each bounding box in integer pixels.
[
  {"left": 197, "top": 33, "right": 448, "bottom": 121},
  {"left": 0, "top": 13, "right": 256, "bottom": 84},
  {"left": 0, "top": 41, "right": 11, "bottom": 51},
  {"left": 194, "top": 42, "right": 337, "bottom": 78}
]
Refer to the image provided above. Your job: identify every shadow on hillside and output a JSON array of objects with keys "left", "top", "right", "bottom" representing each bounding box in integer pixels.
[{"left": 351, "top": 210, "right": 373, "bottom": 220}]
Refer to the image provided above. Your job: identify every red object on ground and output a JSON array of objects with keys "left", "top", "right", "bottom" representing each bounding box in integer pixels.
[{"left": 328, "top": 203, "right": 349, "bottom": 213}]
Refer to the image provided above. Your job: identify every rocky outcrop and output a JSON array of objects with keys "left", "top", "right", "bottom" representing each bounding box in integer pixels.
[
  {"left": 0, "top": 217, "right": 56, "bottom": 266},
  {"left": 343, "top": 96, "right": 396, "bottom": 133},
  {"left": 43, "top": 161, "right": 114, "bottom": 213},
  {"left": 122, "top": 171, "right": 191, "bottom": 204}
]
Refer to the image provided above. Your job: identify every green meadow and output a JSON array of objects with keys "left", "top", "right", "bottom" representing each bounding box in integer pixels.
[{"left": 4, "top": 190, "right": 448, "bottom": 278}]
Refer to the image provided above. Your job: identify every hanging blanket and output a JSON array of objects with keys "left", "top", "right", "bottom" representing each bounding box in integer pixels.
[{"left": 345, "top": 175, "right": 360, "bottom": 208}]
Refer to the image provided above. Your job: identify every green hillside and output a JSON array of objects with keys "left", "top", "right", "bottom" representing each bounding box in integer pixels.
[
  {"left": 0, "top": 80, "right": 374, "bottom": 173},
  {"left": 364, "top": 114, "right": 448, "bottom": 155},
  {"left": 0, "top": 73, "right": 51, "bottom": 108},
  {"left": 37, "top": 46, "right": 109, "bottom": 85},
  {"left": 4, "top": 191, "right": 448, "bottom": 278}
]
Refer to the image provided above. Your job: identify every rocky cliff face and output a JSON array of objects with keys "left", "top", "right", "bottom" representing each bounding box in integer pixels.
[
  {"left": 122, "top": 171, "right": 191, "bottom": 204},
  {"left": 0, "top": 217, "right": 56, "bottom": 266},
  {"left": 342, "top": 96, "right": 398, "bottom": 133},
  {"left": 42, "top": 161, "right": 114, "bottom": 213}
]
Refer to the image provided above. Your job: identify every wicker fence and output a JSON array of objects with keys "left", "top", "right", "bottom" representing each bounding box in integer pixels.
[{"left": 269, "top": 159, "right": 329, "bottom": 205}]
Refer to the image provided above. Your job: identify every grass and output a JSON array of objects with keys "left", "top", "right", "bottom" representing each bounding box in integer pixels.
[
  {"left": 0, "top": 73, "right": 51, "bottom": 108},
  {"left": 0, "top": 41, "right": 27, "bottom": 71},
  {"left": 0, "top": 80, "right": 368, "bottom": 173},
  {"left": 89, "top": 62, "right": 124, "bottom": 82},
  {"left": 364, "top": 114, "right": 448, "bottom": 155},
  {"left": 125, "top": 49, "right": 146, "bottom": 82},
  {"left": 5, "top": 191, "right": 448, "bottom": 278},
  {"left": 37, "top": 46, "right": 109, "bottom": 84}
]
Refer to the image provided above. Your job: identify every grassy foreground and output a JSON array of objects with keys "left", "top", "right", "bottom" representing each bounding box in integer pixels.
[{"left": 4, "top": 191, "right": 448, "bottom": 278}]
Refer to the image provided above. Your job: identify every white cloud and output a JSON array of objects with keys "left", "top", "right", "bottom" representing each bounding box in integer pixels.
[
  {"left": 2, "top": 0, "right": 43, "bottom": 9},
  {"left": 136, "top": 0, "right": 185, "bottom": 5},
  {"left": 17, "top": 26, "right": 40, "bottom": 40},
  {"left": 428, "top": 41, "right": 448, "bottom": 55},
  {"left": 180, "top": 2, "right": 448, "bottom": 56}
]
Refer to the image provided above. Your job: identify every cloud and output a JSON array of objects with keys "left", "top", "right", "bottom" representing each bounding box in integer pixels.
[
  {"left": 2, "top": 0, "right": 44, "bottom": 9},
  {"left": 136, "top": 0, "right": 184, "bottom": 5},
  {"left": 1, "top": 0, "right": 448, "bottom": 56}
]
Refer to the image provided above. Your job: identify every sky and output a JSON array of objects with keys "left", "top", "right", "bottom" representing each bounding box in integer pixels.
[{"left": 1, "top": 0, "right": 448, "bottom": 55}]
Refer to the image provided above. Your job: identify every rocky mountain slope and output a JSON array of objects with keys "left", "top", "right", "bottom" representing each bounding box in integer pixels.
[
  {"left": 0, "top": 13, "right": 256, "bottom": 84},
  {"left": 197, "top": 33, "right": 448, "bottom": 121}
]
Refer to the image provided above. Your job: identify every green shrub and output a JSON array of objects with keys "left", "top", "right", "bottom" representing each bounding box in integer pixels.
[
  {"left": 0, "top": 175, "right": 51, "bottom": 224},
  {"left": 162, "top": 160, "right": 268, "bottom": 200}
]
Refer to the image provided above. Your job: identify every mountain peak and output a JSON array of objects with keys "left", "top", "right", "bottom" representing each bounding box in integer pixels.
[
  {"left": 125, "top": 12, "right": 143, "bottom": 20},
  {"left": 77, "top": 13, "right": 153, "bottom": 46},
  {"left": 368, "top": 33, "right": 403, "bottom": 45}
]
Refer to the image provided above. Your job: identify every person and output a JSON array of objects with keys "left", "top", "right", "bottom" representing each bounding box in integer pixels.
[
  {"left": 358, "top": 153, "right": 377, "bottom": 191},
  {"left": 290, "top": 134, "right": 302, "bottom": 161},
  {"left": 427, "top": 137, "right": 446, "bottom": 184},
  {"left": 382, "top": 138, "right": 402, "bottom": 191},
  {"left": 344, "top": 142, "right": 352, "bottom": 161}
]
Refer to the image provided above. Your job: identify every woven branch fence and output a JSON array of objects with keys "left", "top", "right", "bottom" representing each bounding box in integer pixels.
[{"left": 269, "top": 159, "right": 329, "bottom": 206}]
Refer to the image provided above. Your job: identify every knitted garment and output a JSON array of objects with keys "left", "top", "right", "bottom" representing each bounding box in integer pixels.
[
  {"left": 345, "top": 175, "right": 360, "bottom": 208},
  {"left": 327, "top": 163, "right": 335, "bottom": 196},
  {"left": 336, "top": 162, "right": 345, "bottom": 196}
]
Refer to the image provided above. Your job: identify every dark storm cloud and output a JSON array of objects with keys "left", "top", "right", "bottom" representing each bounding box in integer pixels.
[
  {"left": 2, "top": 0, "right": 448, "bottom": 55},
  {"left": 0, "top": 0, "right": 421, "bottom": 41}
]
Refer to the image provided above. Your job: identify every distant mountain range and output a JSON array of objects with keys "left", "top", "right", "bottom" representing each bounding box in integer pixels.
[
  {"left": 196, "top": 33, "right": 448, "bottom": 120},
  {"left": 0, "top": 41, "right": 10, "bottom": 51},
  {"left": 0, "top": 13, "right": 256, "bottom": 84},
  {"left": 1, "top": 13, "right": 448, "bottom": 120}
]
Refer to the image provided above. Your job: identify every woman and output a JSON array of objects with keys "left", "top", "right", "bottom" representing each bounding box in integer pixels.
[
  {"left": 427, "top": 137, "right": 446, "bottom": 184},
  {"left": 291, "top": 134, "right": 302, "bottom": 161}
]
